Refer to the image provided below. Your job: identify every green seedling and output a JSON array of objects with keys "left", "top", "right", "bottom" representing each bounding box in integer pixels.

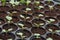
[
  {"left": 34, "top": 1, "right": 40, "bottom": 6},
  {"left": 1, "top": 0, "right": 6, "bottom": 6},
  {"left": 49, "top": 5, "right": 54, "bottom": 10},
  {"left": 34, "top": 33, "right": 40, "bottom": 38},
  {"left": 47, "top": 37, "right": 53, "bottom": 40},
  {"left": 54, "top": 30, "right": 60, "bottom": 33},
  {"left": 17, "top": 32, "right": 26, "bottom": 39},
  {"left": 9, "top": 0, "right": 20, "bottom": 6},
  {"left": 47, "top": 19, "right": 55, "bottom": 23},
  {"left": 47, "top": 0, "right": 52, "bottom": 4},
  {"left": 20, "top": 0, "right": 26, "bottom": 4},
  {"left": 6, "top": 15, "right": 12, "bottom": 23},
  {"left": 34, "top": 23, "right": 44, "bottom": 27},
  {"left": 48, "top": 28, "right": 60, "bottom": 34},
  {"left": 37, "top": 5, "right": 44, "bottom": 9},
  {"left": 2, "top": 28, "right": 13, "bottom": 33},
  {"left": 26, "top": 0, "right": 31, "bottom": 6},
  {"left": 18, "top": 23, "right": 26, "bottom": 29}
]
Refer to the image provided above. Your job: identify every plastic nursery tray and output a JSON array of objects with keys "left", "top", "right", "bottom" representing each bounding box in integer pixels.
[{"left": 0, "top": 0, "right": 60, "bottom": 40}]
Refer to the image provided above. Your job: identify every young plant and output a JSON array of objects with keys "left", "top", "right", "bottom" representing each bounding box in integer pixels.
[
  {"left": 34, "top": 33, "right": 41, "bottom": 38},
  {"left": 46, "top": 37, "right": 53, "bottom": 40},
  {"left": 49, "top": 5, "right": 54, "bottom": 10},
  {"left": 18, "top": 23, "right": 26, "bottom": 29},
  {"left": 47, "top": 19, "right": 55, "bottom": 23},
  {"left": 26, "top": 0, "right": 31, "bottom": 6},
  {"left": 2, "top": 28, "right": 13, "bottom": 33},
  {"left": 20, "top": 0, "right": 26, "bottom": 4},
  {"left": 1, "top": 0, "right": 6, "bottom": 6},
  {"left": 47, "top": 0, "right": 52, "bottom": 4},
  {"left": 34, "top": 1, "right": 40, "bottom": 6},
  {"left": 37, "top": 5, "right": 44, "bottom": 9},
  {"left": 9, "top": 0, "right": 20, "bottom": 6},
  {"left": 6, "top": 15, "right": 12, "bottom": 23},
  {"left": 48, "top": 28, "right": 60, "bottom": 34},
  {"left": 34, "top": 23, "right": 44, "bottom": 27},
  {"left": 17, "top": 32, "right": 26, "bottom": 39}
]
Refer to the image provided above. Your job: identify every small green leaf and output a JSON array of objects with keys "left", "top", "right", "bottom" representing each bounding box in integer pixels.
[{"left": 1, "top": 0, "right": 6, "bottom": 6}]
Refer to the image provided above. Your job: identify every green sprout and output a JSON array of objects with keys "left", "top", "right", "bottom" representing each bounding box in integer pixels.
[
  {"left": 6, "top": 15, "right": 12, "bottom": 23},
  {"left": 47, "top": 19, "right": 55, "bottom": 23},
  {"left": 47, "top": 0, "right": 52, "bottom": 5},
  {"left": 1, "top": 0, "right": 6, "bottom": 6},
  {"left": 48, "top": 28, "right": 60, "bottom": 34},
  {"left": 2, "top": 28, "right": 13, "bottom": 33},
  {"left": 18, "top": 23, "right": 26, "bottom": 29},
  {"left": 34, "top": 33, "right": 40, "bottom": 38},
  {"left": 37, "top": 6, "right": 44, "bottom": 9},
  {"left": 34, "top": 23, "right": 44, "bottom": 27},
  {"left": 17, "top": 32, "right": 26, "bottom": 39},
  {"left": 34, "top": 1, "right": 40, "bottom": 6},
  {"left": 26, "top": 0, "right": 31, "bottom": 6},
  {"left": 47, "top": 37, "right": 53, "bottom": 40},
  {"left": 9, "top": 0, "right": 20, "bottom": 6},
  {"left": 49, "top": 5, "right": 54, "bottom": 10},
  {"left": 20, "top": 0, "right": 26, "bottom": 4}
]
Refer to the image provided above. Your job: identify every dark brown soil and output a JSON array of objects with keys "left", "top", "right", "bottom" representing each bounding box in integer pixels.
[
  {"left": 46, "top": 24, "right": 60, "bottom": 32},
  {"left": 19, "top": 14, "right": 33, "bottom": 21},
  {"left": 45, "top": 17, "right": 58, "bottom": 24},
  {"left": 0, "top": 32, "right": 15, "bottom": 40},
  {"left": 0, "top": 18, "right": 6, "bottom": 25},
  {"left": 16, "top": 29, "right": 31, "bottom": 38},
  {"left": 2, "top": 23, "right": 18, "bottom": 32},
  {"left": 46, "top": 33, "right": 60, "bottom": 40},
  {"left": 31, "top": 36, "right": 46, "bottom": 40},
  {"left": 32, "top": 19, "right": 45, "bottom": 27},
  {"left": 18, "top": 21, "right": 32, "bottom": 28},
  {"left": 31, "top": 27, "right": 46, "bottom": 35}
]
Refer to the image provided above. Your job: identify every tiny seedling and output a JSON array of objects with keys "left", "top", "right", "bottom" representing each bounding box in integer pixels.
[
  {"left": 9, "top": 0, "right": 20, "bottom": 6},
  {"left": 46, "top": 37, "right": 53, "bottom": 40},
  {"left": 49, "top": 5, "right": 54, "bottom": 10},
  {"left": 18, "top": 23, "right": 26, "bottom": 29},
  {"left": 34, "top": 1, "right": 40, "bottom": 6},
  {"left": 17, "top": 32, "right": 26, "bottom": 39},
  {"left": 47, "top": 19, "right": 55, "bottom": 23},
  {"left": 26, "top": 0, "right": 31, "bottom": 6},
  {"left": 1, "top": 0, "right": 6, "bottom": 6},
  {"left": 37, "top": 5, "right": 44, "bottom": 9},
  {"left": 34, "top": 33, "right": 40, "bottom": 38},
  {"left": 2, "top": 28, "right": 13, "bottom": 33},
  {"left": 34, "top": 23, "right": 44, "bottom": 27},
  {"left": 6, "top": 15, "right": 12, "bottom": 23},
  {"left": 20, "top": 0, "right": 26, "bottom": 4}
]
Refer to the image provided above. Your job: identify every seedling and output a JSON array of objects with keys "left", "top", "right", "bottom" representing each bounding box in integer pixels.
[
  {"left": 17, "top": 32, "right": 26, "bottom": 39},
  {"left": 26, "top": 8, "right": 31, "bottom": 11},
  {"left": 34, "top": 33, "right": 40, "bottom": 38},
  {"left": 49, "top": 5, "right": 54, "bottom": 10},
  {"left": 9, "top": 0, "right": 19, "bottom": 6},
  {"left": 7, "top": 39, "right": 13, "bottom": 40},
  {"left": 34, "top": 1, "right": 40, "bottom": 6},
  {"left": 2, "top": 28, "right": 13, "bottom": 32},
  {"left": 46, "top": 19, "right": 55, "bottom": 23},
  {"left": 47, "top": 0, "right": 52, "bottom": 4},
  {"left": 6, "top": 15, "right": 12, "bottom": 23},
  {"left": 37, "top": 5, "right": 44, "bottom": 9},
  {"left": 1, "top": 0, "right": 6, "bottom": 6},
  {"left": 47, "top": 37, "right": 53, "bottom": 40},
  {"left": 20, "top": 0, "right": 26, "bottom": 4},
  {"left": 26, "top": 0, "right": 31, "bottom": 6},
  {"left": 48, "top": 28, "right": 60, "bottom": 34},
  {"left": 18, "top": 23, "right": 26, "bottom": 29},
  {"left": 34, "top": 23, "right": 44, "bottom": 27}
]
